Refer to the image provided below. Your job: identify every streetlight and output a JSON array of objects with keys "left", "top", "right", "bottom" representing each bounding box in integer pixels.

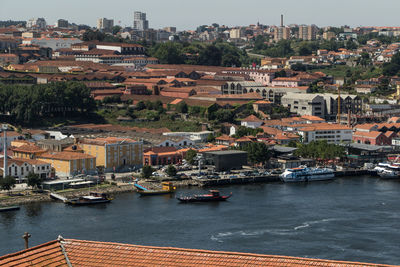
[{"left": 1, "top": 124, "right": 8, "bottom": 178}]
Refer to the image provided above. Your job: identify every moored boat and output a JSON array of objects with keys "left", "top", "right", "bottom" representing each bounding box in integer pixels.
[
  {"left": 0, "top": 206, "right": 20, "bottom": 212},
  {"left": 177, "top": 190, "right": 232, "bottom": 203},
  {"left": 66, "top": 192, "right": 113, "bottom": 206},
  {"left": 134, "top": 182, "right": 176, "bottom": 196},
  {"left": 280, "top": 166, "right": 335, "bottom": 182},
  {"left": 377, "top": 163, "right": 400, "bottom": 179}
]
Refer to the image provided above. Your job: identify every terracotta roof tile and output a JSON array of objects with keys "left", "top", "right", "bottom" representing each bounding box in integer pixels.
[{"left": 0, "top": 238, "right": 396, "bottom": 267}]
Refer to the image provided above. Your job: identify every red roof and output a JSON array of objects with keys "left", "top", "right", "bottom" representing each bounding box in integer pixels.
[
  {"left": 0, "top": 238, "right": 394, "bottom": 267},
  {"left": 241, "top": 114, "right": 263, "bottom": 122}
]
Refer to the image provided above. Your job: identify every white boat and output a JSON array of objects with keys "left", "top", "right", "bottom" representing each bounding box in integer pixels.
[
  {"left": 377, "top": 164, "right": 400, "bottom": 179},
  {"left": 280, "top": 167, "right": 335, "bottom": 182}
]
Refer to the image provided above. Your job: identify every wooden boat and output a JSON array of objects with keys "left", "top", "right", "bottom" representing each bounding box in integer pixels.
[
  {"left": 135, "top": 182, "right": 176, "bottom": 196},
  {"left": 66, "top": 192, "right": 113, "bottom": 206},
  {"left": 0, "top": 206, "right": 20, "bottom": 212},
  {"left": 177, "top": 190, "right": 232, "bottom": 203}
]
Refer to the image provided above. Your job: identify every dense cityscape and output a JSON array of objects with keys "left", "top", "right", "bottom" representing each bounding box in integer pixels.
[{"left": 1, "top": 7, "right": 400, "bottom": 266}]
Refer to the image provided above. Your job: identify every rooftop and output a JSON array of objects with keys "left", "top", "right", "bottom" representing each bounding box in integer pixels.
[{"left": 0, "top": 237, "right": 394, "bottom": 267}]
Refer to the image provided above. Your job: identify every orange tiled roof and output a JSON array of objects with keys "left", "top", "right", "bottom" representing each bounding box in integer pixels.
[
  {"left": 81, "top": 137, "right": 137, "bottom": 146},
  {"left": 0, "top": 240, "right": 67, "bottom": 266},
  {"left": 0, "top": 238, "right": 395, "bottom": 267},
  {"left": 11, "top": 144, "right": 46, "bottom": 153},
  {"left": 241, "top": 114, "right": 263, "bottom": 122},
  {"left": 39, "top": 151, "right": 95, "bottom": 160},
  {"left": 353, "top": 131, "right": 383, "bottom": 139}
]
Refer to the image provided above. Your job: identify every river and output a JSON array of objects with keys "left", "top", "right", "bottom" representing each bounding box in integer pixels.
[{"left": 1, "top": 176, "right": 400, "bottom": 265}]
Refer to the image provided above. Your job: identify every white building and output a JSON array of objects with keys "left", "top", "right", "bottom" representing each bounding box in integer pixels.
[
  {"left": 27, "top": 18, "right": 47, "bottom": 29},
  {"left": 133, "top": 11, "right": 149, "bottom": 31},
  {"left": 22, "top": 38, "right": 82, "bottom": 50},
  {"left": 240, "top": 115, "right": 264, "bottom": 129},
  {"left": 162, "top": 131, "right": 214, "bottom": 143},
  {"left": 0, "top": 159, "right": 51, "bottom": 181},
  {"left": 296, "top": 123, "right": 352, "bottom": 144}
]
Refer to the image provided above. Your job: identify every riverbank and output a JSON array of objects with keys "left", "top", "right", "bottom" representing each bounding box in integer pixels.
[
  {"left": 0, "top": 170, "right": 373, "bottom": 207},
  {"left": 0, "top": 179, "right": 201, "bottom": 207}
]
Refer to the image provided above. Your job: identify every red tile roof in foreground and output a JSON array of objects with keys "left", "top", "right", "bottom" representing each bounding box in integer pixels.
[{"left": 0, "top": 238, "right": 395, "bottom": 267}]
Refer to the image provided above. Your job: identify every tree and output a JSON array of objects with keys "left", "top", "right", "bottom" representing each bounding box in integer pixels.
[
  {"left": 142, "top": 165, "right": 154, "bottom": 179},
  {"left": 206, "top": 133, "right": 215, "bottom": 143},
  {"left": 239, "top": 142, "right": 271, "bottom": 165},
  {"left": 185, "top": 149, "right": 197, "bottom": 165},
  {"left": 27, "top": 172, "right": 42, "bottom": 189},
  {"left": 0, "top": 176, "right": 16, "bottom": 193},
  {"left": 112, "top": 25, "right": 122, "bottom": 35},
  {"left": 198, "top": 44, "right": 222, "bottom": 66},
  {"left": 176, "top": 102, "right": 188, "bottom": 113},
  {"left": 298, "top": 44, "right": 312, "bottom": 56},
  {"left": 166, "top": 165, "right": 177, "bottom": 177}
]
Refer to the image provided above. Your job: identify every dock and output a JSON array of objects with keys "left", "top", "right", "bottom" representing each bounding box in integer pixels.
[
  {"left": 49, "top": 193, "right": 68, "bottom": 202},
  {"left": 197, "top": 175, "right": 281, "bottom": 187},
  {"left": 197, "top": 170, "right": 374, "bottom": 187}
]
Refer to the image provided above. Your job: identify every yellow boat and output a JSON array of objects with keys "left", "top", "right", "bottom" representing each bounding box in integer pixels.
[{"left": 135, "top": 182, "right": 176, "bottom": 196}]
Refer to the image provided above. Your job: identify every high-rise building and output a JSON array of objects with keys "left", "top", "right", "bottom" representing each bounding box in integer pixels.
[
  {"left": 26, "top": 18, "right": 47, "bottom": 29},
  {"left": 133, "top": 11, "right": 149, "bottom": 31},
  {"left": 274, "top": 26, "right": 290, "bottom": 41},
  {"left": 274, "top": 14, "right": 290, "bottom": 41},
  {"left": 299, "top": 25, "right": 317, "bottom": 40},
  {"left": 97, "top": 18, "right": 114, "bottom": 32},
  {"left": 56, "top": 19, "right": 68, "bottom": 28},
  {"left": 323, "top": 31, "right": 336, "bottom": 40}
]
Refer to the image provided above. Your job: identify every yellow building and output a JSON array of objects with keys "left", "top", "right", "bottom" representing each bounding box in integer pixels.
[
  {"left": 38, "top": 151, "right": 96, "bottom": 177},
  {"left": 80, "top": 137, "right": 143, "bottom": 172},
  {"left": 12, "top": 144, "right": 47, "bottom": 159}
]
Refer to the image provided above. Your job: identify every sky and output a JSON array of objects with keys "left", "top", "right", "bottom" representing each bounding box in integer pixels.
[{"left": 1, "top": 0, "right": 400, "bottom": 30}]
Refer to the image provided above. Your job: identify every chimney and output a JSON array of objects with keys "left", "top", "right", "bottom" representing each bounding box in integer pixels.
[
  {"left": 22, "top": 232, "right": 31, "bottom": 249},
  {"left": 281, "top": 14, "right": 284, "bottom": 27}
]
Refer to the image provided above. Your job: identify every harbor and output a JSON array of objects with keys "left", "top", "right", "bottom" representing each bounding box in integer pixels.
[{"left": 1, "top": 175, "right": 400, "bottom": 265}]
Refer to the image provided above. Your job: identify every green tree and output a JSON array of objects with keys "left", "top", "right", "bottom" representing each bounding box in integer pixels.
[
  {"left": 0, "top": 176, "right": 16, "bottom": 193},
  {"left": 165, "top": 165, "right": 177, "bottom": 177},
  {"left": 198, "top": 44, "right": 222, "bottom": 66},
  {"left": 176, "top": 102, "right": 188, "bottom": 113},
  {"left": 185, "top": 149, "right": 197, "bottom": 165},
  {"left": 27, "top": 172, "right": 42, "bottom": 189},
  {"left": 142, "top": 165, "right": 154, "bottom": 179},
  {"left": 239, "top": 143, "right": 271, "bottom": 165},
  {"left": 112, "top": 25, "right": 122, "bottom": 35},
  {"left": 150, "top": 42, "right": 184, "bottom": 64}
]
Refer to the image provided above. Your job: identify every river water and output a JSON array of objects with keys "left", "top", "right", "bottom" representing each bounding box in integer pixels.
[{"left": 1, "top": 176, "right": 400, "bottom": 265}]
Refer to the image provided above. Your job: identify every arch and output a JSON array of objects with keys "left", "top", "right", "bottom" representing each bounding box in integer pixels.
[{"left": 243, "top": 89, "right": 248, "bottom": 93}]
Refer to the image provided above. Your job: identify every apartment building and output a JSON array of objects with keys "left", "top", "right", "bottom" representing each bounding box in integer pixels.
[
  {"left": 296, "top": 124, "right": 353, "bottom": 144},
  {"left": 274, "top": 26, "right": 290, "bottom": 41},
  {"left": 133, "top": 11, "right": 149, "bottom": 31},
  {"left": 80, "top": 137, "right": 143, "bottom": 172},
  {"left": 97, "top": 18, "right": 114, "bottom": 32},
  {"left": 298, "top": 25, "right": 317, "bottom": 40},
  {"left": 281, "top": 93, "right": 326, "bottom": 118},
  {"left": 0, "top": 159, "right": 51, "bottom": 180}
]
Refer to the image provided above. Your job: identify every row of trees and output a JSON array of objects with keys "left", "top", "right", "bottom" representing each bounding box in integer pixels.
[
  {"left": 293, "top": 140, "right": 345, "bottom": 160},
  {"left": 0, "top": 82, "right": 96, "bottom": 125},
  {"left": 148, "top": 41, "right": 251, "bottom": 67},
  {"left": 0, "top": 173, "right": 42, "bottom": 193}
]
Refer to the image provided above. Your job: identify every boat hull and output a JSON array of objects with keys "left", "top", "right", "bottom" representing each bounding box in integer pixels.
[
  {"left": 66, "top": 199, "right": 112, "bottom": 206},
  {"left": 281, "top": 174, "right": 335, "bottom": 183},
  {"left": 138, "top": 190, "right": 174, "bottom": 196},
  {"left": 0, "top": 206, "right": 20, "bottom": 212},
  {"left": 177, "top": 195, "right": 231, "bottom": 203}
]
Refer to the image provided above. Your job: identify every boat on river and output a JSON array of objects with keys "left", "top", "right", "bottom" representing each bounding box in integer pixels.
[
  {"left": 177, "top": 190, "right": 232, "bottom": 203},
  {"left": 134, "top": 182, "right": 176, "bottom": 196},
  {"left": 280, "top": 166, "right": 334, "bottom": 182},
  {"left": 376, "top": 163, "right": 400, "bottom": 179},
  {"left": 66, "top": 192, "right": 113, "bottom": 206},
  {"left": 0, "top": 206, "right": 20, "bottom": 212}
]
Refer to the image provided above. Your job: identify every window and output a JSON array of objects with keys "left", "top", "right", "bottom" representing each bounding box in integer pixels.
[{"left": 302, "top": 107, "right": 306, "bottom": 110}]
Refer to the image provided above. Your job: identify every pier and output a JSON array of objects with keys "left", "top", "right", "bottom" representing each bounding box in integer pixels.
[{"left": 49, "top": 193, "right": 68, "bottom": 202}]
